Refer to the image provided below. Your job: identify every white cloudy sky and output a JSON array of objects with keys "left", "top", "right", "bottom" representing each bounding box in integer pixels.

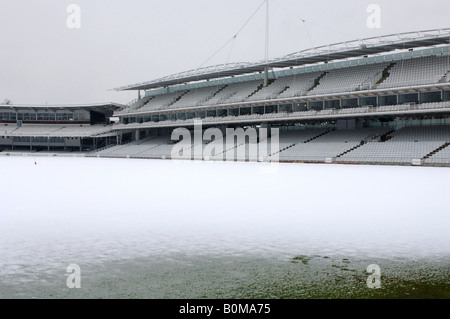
[{"left": 0, "top": 0, "right": 449, "bottom": 105}]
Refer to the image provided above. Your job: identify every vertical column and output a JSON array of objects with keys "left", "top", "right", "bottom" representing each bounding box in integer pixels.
[
  {"left": 193, "top": 120, "right": 203, "bottom": 160},
  {"left": 264, "top": 66, "right": 269, "bottom": 87},
  {"left": 261, "top": 123, "right": 271, "bottom": 138},
  {"left": 264, "top": 0, "right": 269, "bottom": 87}
]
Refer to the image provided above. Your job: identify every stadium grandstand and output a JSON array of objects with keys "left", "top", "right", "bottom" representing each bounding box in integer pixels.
[
  {"left": 1, "top": 29, "right": 450, "bottom": 166},
  {"left": 0, "top": 103, "right": 121, "bottom": 153}
]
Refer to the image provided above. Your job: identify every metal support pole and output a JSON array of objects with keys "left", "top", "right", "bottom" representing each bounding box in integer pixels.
[{"left": 264, "top": 66, "right": 269, "bottom": 87}]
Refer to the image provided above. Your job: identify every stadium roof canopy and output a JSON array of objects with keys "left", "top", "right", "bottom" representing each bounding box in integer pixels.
[
  {"left": 0, "top": 102, "right": 124, "bottom": 115},
  {"left": 115, "top": 28, "right": 450, "bottom": 91}
]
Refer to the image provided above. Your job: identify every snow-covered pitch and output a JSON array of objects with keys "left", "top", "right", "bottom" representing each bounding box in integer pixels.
[{"left": 0, "top": 157, "right": 449, "bottom": 297}]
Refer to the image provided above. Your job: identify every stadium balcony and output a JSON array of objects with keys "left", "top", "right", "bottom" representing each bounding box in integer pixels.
[{"left": 112, "top": 101, "right": 450, "bottom": 130}]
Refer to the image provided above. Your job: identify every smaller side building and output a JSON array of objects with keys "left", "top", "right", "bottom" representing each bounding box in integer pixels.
[{"left": 0, "top": 103, "right": 122, "bottom": 152}]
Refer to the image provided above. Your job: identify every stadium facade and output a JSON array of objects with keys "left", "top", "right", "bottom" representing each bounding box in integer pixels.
[{"left": 1, "top": 29, "right": 450, "bottom": 166}]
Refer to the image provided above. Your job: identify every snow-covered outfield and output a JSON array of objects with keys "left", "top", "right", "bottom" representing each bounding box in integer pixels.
[{"left": 0, "top": 157, "right": 449, "bottom": 297}]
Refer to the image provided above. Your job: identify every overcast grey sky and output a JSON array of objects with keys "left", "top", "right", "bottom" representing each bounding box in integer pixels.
[{"left": 0, "top": 0, "right": 449, "bottom": 105}]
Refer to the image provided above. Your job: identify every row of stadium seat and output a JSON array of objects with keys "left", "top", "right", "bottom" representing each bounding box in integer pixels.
[
  {"left": 335, "top": 126, "right": 450, "bottom": 164},
  {"left": 274, "top": 127, "right": 391, "bottom": 162},
  {"left": 424, "top": 145, "right": 450, "bottom": 164},
  {"left": 337, "top": 141, "right": 446, "bottom": 164},
  {"left": 0, "top": 124, "right": 114, "bottom": 137},
  {"left": 92, "top": 126, "right": 449, "bottom": 164},
  {"left": 309, "top": 63, "right": 387, "bottom": 95},
  {"left": 378, "top": 56, "right": 449, "bottom": 89}
]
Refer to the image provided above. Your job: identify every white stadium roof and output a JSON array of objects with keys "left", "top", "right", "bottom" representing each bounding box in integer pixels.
[
  {"left": 0, "top": 102, "right": 124, "bottom": 114},
  {"left": 115, "top": 28, "right": 450, "bottom": 91}
]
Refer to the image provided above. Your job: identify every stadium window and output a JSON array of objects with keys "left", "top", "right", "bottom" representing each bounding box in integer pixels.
[
  {"left": 228, "top": 108, "right": 239, "bottom": 116},
  {"left": 360, "top": 96, "right": 377, "bottom": 107},
  {"left": 444, "top": 90, "right": 450, "bottom": 102},
  {"left": 420, "top": 91, "right": 442, "bottom": 103},
  {"left": 379, "top": 95, "right": 397, "bottom": 106},
  {"left": 239, "top": 107, "right": 251, "bottom": 116},
  {"left": 196, "top": 111, "right": 206, "bottom": 119},
  {"left": 279, "top": 103, "right": 293, "bottom": 113},
  {"left": 294, "top": 103, "right": 307, "bottom": 112},
  {"left": 252, "top": 106, "right": 264, "bottom": 115},
  {"left": 186, "top": 112, "right": 195, "bottom": 120},
  {"left": 325, "top": 100, "right": 341, "bottom": 109},
  {"left": 217, "top": 109, "right": 227, "bottom": 117},
  {"left": 399, "top": 93, "right": 419, "bottom": 104},
  {"left": 342, "top": 98, "right": 358, "bottom": 109},
  {"left": 264, "top": 105, "right": 277, "bottom": 114},
  {"left": 169, "top": 114, "right": 177, "bottom": 121},
  {"left": 309, "top": 101, "right": 324, "bottom": 111},
  {"left": 206, "top": 110, "right": 216, "bottom": 118}
]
